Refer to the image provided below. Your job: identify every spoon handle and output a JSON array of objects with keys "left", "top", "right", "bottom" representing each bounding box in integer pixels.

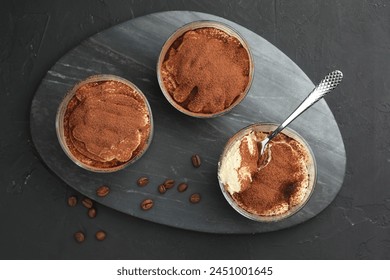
[{"left": 267, "top": 70, "right": 343, "bottom": 142}]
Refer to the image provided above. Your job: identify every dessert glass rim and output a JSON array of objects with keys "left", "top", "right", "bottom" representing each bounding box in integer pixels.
[
  {"left": 217, "top": 122, "right": 317, "bottom": 223},
  {"left": 55, "top": 74, "right": 154, "bottom": 173},
  {"left": 156, "top": 20, "right": 254, "bottom": 118}
]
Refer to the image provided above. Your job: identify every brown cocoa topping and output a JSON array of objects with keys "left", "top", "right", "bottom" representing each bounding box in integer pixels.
[
  {"left": 161, "top": 27, "right": 250, "bottom": 114},
  {"left": 231, "top": 132, "right": 309, "bottom": 216},
  {"left": 63, "top": 80, "right": 151, "bottom": 169}
]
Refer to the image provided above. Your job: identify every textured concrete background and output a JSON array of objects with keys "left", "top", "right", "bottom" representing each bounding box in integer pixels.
[{"left": 1, "top": 0, "right": 389, "bottom": 259}]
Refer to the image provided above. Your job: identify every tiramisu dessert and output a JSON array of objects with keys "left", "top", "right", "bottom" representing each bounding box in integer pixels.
[
  {"left": 159, "top": 23, "right": 252, "bottom": 116},
  {"left": 218, "top": 126, "right": 314, "bottom": 219},
  {"left": 58, "top": 76, "right": 152, "bottom": 171}
]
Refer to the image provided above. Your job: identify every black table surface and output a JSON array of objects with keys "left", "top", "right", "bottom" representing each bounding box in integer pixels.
[{"left": 1, "top": 0, "right": 389, "bottom": 260}]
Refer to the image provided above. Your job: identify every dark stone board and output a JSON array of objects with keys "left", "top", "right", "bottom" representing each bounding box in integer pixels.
[{"left": 30, "top": 11, "right": 346, "bottom": 233}]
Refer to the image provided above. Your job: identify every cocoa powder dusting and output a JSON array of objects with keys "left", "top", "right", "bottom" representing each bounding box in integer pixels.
[
  {"left": 233, "top": 133, "right": 308, "bottom": 216},
  {"left": 64, "top": 80, "right": 151, "bottom": 168},
  {"left": 161, "top": 27, "right": 250, "bottom": 114}
]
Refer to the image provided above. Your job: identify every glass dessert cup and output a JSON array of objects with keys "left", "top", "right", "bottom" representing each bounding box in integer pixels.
[
  {"left": 56, "top": 74, "right": 154, "bottom": 173},
  {"left": 157, "top": 20, "right": 254, "bottom": 118},
  {"left": 217, "top": 123, "right": 317, "bottom": 222}
]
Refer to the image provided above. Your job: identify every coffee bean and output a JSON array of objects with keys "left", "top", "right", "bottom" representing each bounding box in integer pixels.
[
  {"left": 189, "top": 193, "right": 201, "bottom": 204},
  {"left": 96, "top": 185, "right": 110, "bottom": 197},
  {"left": 88, "top": 208, "right": 97, "bottom": 218},
  {"left": 158, "top": 184, "right": 167, "bottom": 194},
  {"left": 82, "top": 197, "right": 93, "bottom": 209},
  {"left": 95, "top": 230, "right": 106, "bottom": 241},
  {"left": 164, "top": 179, "right": 175, "bottom": 189},
  {"left": 137, "top": 176, "right": 149, "bottom": 187},
  {"left": 67, "top": 195, "right": 78, "bottom": 207},
  {"left": 141, "top": 199, "right": 154, "bottom": 210},
  {"left": 74, "top": 231, "right": 85, "bottom": 243},
  {"left": 191, "top": 154, "right": 201, "bottom": 168},
  {"left": 177, "top": 182, "right": 188, "bottom": 192}
]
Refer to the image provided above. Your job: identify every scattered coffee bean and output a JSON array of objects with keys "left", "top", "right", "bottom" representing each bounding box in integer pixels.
[
  {"left": 88, "top": 208, "right": 97, "bottom": 218},
  {"left": 158, "top": 184, "right": 167, "bottom": 194},
  {"left": 67, "top": 195, "right": 78, "bottom": 207},
  {"left": 74, "top": 231, "right": 85, "bottom": 243},
  {"left": 81, "top": 197, "right": 93, "bottom": 209},
  {"left": 96, "top": 185, "right": 110, "bottom": 197},
  {"left": 177, "top": 182, "right": 188, "bottom": 192},
  {"left": 137, "top": 176, "right": 149, "bottom": 187},
  {"left": 141, "top": 199, "right": 154, "bottom": 210},
  {"left": 189, "top": 193, "right": 201, "bottom": 204},
  {"left": 191, "top": 154, "right": 201, "bottom": 168},
  {"left": 95, "top": 230, "right": 106, "bottom": 241},
  {"left": 164, "top": 179, "right": 175, "bottom": 189}
]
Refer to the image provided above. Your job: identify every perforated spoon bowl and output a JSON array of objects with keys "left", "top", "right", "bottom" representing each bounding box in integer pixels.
[{"left": 260, "top": 70, "right": 343, "bottom": 155}]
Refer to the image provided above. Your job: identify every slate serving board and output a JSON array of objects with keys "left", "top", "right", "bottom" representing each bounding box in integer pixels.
[{"left": 30, "top": 11, "right": 346, "bottom": 233}]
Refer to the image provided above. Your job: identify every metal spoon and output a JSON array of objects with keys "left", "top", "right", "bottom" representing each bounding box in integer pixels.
[{"left": 259, "top": 70, "right": 343, "bottom": 155}]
